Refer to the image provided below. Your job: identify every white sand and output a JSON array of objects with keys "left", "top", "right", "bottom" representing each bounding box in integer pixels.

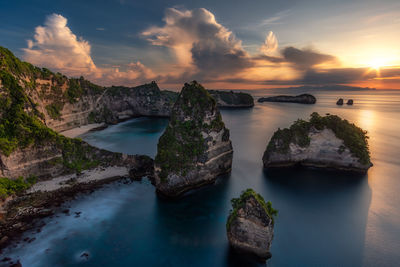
[
  {"left": 59, "top": 123, "right": 106, "bottom": 138},
  {"left": 27, "top": 166, "right": 129, "bottom": 193}
]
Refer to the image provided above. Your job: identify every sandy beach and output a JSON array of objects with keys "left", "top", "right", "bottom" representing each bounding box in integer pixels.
[
  {"left": 27, "top": 166, "right": 130, "bottom": 193},
  {"left": 59, "top": 123, "right": 106, "bottom": 138}
]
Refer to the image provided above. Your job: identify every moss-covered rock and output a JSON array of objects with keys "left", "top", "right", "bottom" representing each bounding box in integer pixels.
[
  {"left": 154, "top": 81, "right": 233, "bottom": 197},
  {"left": 227, "top": 189, "right": 277, "bottom": 261},
  {"left": 263, "top": 112, "right": 372, "bottom": 173}
]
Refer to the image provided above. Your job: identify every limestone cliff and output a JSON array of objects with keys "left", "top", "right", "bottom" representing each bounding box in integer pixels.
[
  {"left": 0, "top": 46, "right": 176, "bottom": 134},
  {"left": 154, "top": 81, "right": 233, "bottom": 198},
  {"left": 88, "top": 82, "right": 176, "bottom": 125},
  {"left": 0, "top": 47, "right": 153, "bottom": 182},
  {"left": 227, "top": 189, "right": 277, "bottom": 261},
  {"left": 263, "top": 112, "right": 372, "bottom": 173},
  {"left": 0, "top": 47, "right": 256, "bottom": 136}
]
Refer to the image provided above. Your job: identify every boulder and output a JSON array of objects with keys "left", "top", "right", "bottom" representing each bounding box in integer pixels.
[
  {"left": 336, "top": 98, "right": 344, "bottom": 105},
  {"left": 154, "top": 81, "right": 233, "bottom": 198},
  {"left": 263, "top": 112, "right": 372, "bottom": 173},
  {"left": 226, "top": 189, "right": 277, "bottom": 261}
]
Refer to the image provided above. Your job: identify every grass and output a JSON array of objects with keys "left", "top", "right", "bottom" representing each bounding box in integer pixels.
[{"left": 226, "top": 189, "right": 278, "bottom": 230}]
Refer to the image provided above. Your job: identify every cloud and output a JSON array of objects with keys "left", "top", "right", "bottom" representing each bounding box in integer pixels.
[
  {"left": 257, "top": 46, "right": 337, "bottom": 69},
  {"left": 282, "top": 47, "right": 337, "bottom": 69},
  {"left": 142, "top": 8, "right": 253, "bottom": 78},
  {"left": 23, "top": 14, "right": 153, "bottom": 86},
  {"left": 260, "top": 31, "right": 278, "bottom": 55},
  {"left": 23, "top": 14, "right": 97, "bottom": 77},
  {"left": 259, "top": 10, "right": 290, "bottom": 26},
  {"left": 102, "top": 61, "right": 155, "bottom": 86},
  {"left": 302, "top": 67, "right": 400, "bottom": 84},
  {"left": 21, "top": 12, "right": 400, "bottom": 89}
]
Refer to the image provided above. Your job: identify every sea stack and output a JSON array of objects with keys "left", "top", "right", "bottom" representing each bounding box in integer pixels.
[
  {"left": 263, "top": 112, "right": 372, "bottom": 173},
  {"left": 154, "top": 81, "right": 233, "bottom": 198},
  {"left": 347, "top": 99, "right": 354, "bottom": 105},
  {"left": 226, "top": 189, "right": 277, "bottom": 261},
  {"left": 336, "top": 98, "right": 344, "bottom": 105}
]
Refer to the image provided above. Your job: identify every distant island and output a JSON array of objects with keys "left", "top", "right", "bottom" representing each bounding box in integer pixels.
[
  {"left": 208, "top": 90, "right": 254, "bottom": 108},
  {"left": 258, "top": 94, "right": 316, "bottom": 104},
  {"left": 253, "top": 85, "right": 377, "bottom": 92}
]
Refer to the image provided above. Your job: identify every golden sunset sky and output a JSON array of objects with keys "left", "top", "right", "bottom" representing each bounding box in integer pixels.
[{"left": 1, "top": 0, "right": 399, "bottom": 89}]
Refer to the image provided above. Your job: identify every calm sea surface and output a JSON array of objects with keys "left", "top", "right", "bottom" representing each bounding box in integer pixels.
[{"left": 3, "top": 90, "right": 400, "bottom": 266}]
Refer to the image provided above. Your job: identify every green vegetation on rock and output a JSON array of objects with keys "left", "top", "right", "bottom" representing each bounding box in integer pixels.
[
  {"left": 0, "top": 58, "right": 103, "bottom": 174},
  {"left": 66, "top": 76, "right": 103, "bottom": 103},
  {"left": 0, "top": 47, "right": 40, "bottom": 77},
  {"left": 45, "top": 102, "right": 64, "bottom": 120},
  {"left": 0, "top": 70, "right": 59, "bottom": 156},
  {"left": 0, "top": 176, "right": 37, "bottom": 200},
  {"left": 155, "top": 81, "right": 225, "bottom": 181},
  {"left": 155, "top": 120, "right": 206, "bottom": 181},
  {"left": 265, "top": 112, "right": 371, "bottom": 165},
  {"left": 1, "top": 46, "right": 104, "bottom": 120},
  {"left": 227, "top": 189, "right": 278, "bottom": 230}
]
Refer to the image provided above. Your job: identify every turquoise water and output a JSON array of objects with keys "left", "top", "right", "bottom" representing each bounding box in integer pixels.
[{"left": 3, "top": 90, "right": 400, "bottom": 266}]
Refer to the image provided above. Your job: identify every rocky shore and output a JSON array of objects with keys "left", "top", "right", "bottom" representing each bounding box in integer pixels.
[
  {"left": 0, "top": 46, "right": 157, "bottom": 252},
  {"left": 258, "top": 94, "right": 316, "bottom": 104},
  {"left": 0, "top": 168, "right": 152, "bottom": 252},
  {"left": 263, "top": 112, "right": 372, "bottom": 173}
]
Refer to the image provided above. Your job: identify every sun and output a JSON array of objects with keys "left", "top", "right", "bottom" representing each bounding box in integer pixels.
[{"left": 369, "top": 57, "right": 388, "bottom": 70}]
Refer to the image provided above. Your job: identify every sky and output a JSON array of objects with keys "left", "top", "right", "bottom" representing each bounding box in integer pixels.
[{"left": 1, "top": 0, "right": 400, "bottom": 89}]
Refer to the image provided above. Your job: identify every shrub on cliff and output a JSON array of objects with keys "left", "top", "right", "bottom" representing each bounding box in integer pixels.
[
  {"left": 0, "top": 176, "right": 36, "bottom": 200},
  {"left": 227, "top": 189, "right": 278, "bottom": 230}
]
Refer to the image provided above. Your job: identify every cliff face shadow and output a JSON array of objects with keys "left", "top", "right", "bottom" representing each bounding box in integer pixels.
[{"left": 261, "top": 168, "right": 372, "bottom": 266}]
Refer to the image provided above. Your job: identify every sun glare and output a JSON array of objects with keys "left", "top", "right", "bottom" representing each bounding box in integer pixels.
[{"left": 369, "top": 57, "right": 388, "bottom": 70}]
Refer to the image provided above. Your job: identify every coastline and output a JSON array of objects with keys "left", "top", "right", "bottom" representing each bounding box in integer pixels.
[
  {"left": 59, "top": 123, "right": 107, "bottom": 138},
  {"left": 0, "top": 165, "right": 145, "bottom": 252}
]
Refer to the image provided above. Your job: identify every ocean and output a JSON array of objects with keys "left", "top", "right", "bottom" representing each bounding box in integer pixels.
[{"left": 3, "top": 89, "right": 400, "bottom": 266}]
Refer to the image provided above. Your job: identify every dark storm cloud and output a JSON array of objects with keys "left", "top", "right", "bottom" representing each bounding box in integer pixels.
[
  {"left": 282, "top": 47, "right": 337, "bottom": 69},
  {"left": 191, "top": 41, "right": 253, "bottom": 75},
  {"left": 255, "top": 46, "right": 337, "bottom": 69}
]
